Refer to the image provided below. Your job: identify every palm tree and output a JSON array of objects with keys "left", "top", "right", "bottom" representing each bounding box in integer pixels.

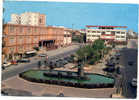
[{"left": 38, "top": 61, "right": 41, "bottom": 69}]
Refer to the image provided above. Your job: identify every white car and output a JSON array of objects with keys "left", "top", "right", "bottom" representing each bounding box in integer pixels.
[
  {"left": 131, "top": 78, "right": 137, "bottom": 87},
  {"left": 3, "top": 62, "right": 11, "bottom": 67},
  {"left": 39, "top": 54, "right": 47, "bottom": 57},
  {"left": 2, "top": 62, "right": 12, "bottom": 69}
]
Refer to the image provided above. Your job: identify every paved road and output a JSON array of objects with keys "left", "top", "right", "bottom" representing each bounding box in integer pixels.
[
  {"left": 2, "top": 44, "right": 81, "bottom": 81},
  {"left": 119, "top": 39, "right": 137, "bottom": 98}
]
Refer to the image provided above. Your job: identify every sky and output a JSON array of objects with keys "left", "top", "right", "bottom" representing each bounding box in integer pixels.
[{"left": 3, "top": 1, "right": 139, "bottom": 32}]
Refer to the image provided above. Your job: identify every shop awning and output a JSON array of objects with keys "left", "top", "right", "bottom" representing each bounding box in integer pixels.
[{"left": 26, "top": 50, "right": 36, "bottom": 54}]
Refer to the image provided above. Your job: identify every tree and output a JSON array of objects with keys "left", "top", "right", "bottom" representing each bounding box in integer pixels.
[
  {"left": 38, "top": 61, "right": 41, "bottom": 69},
  {"left": 76, "top": 39, "right": 107, "bottom": 65}
]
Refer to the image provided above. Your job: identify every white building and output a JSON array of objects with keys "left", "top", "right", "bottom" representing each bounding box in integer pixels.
[
  {"left": 86, "top": 25, "right": 127, "bottom": 43},
  {"left": 10, "top": 14, "right": 20, "bottom": 24},
  {"left": 10, "top": 12, "right": 46, "bottom": 26},
  {"left": 64, "top": 28, "right": 72, "bottom": 45},
  {"left": 127, "top": 30, "right": 137, "bottom": 38}
]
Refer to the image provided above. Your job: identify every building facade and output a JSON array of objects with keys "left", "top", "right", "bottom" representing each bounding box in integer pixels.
[
  {"left": 63, "top": 28, "right": 72, "bottom": 46},
  {"left": 3, "top": 24, "right": 64, "bottom": 61},
  {"left": 10, "top": 12, "right": 46, "bottom": 26},
  {"left": 86, "top": 25, "right": 127, "bottom": 43},
  {"left": 10, "top": 14, "right": 20, "bottom": 24}
]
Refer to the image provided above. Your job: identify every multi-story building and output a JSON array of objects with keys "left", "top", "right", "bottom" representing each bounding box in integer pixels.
[
  {"left": 127, "top": 30, "right": 137, "bottom": 39},
  {"left": 10, "top": 14, "right": 20, "bottom": 24},
  {"left": 86, "top": 25, "right": 127, "bottom": 43},
  {"left": 3, "top": 24, "right": 64, "bottom": 61},
  {"left": 64, "top": 28, "right": 72, "bottom": 46},
  {"left": 9, "top": 12, "right": 46, "bottom": 26}
]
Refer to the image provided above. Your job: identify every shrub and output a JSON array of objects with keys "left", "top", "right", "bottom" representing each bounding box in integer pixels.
[{"left": 89, "top": 59, "right": 96, "bottom": 65}]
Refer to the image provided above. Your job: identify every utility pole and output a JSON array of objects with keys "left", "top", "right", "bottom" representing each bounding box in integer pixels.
[{"left": 72, "top": 24, "right": 74, "bottom": 30}]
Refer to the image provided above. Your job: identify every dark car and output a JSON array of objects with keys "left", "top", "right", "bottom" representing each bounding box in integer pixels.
[
  {"left": 103, "top": 67, "right": 115, "bottom": 72},
  {"left": 17, "top": 59, "right": 30, "bottom": 63},
  {"left": 128, "top": 61, "right": 134, "bottom": 66},
  {"left": 106, "top": 62, "right": 115, "bottom": 67},
  {"left": 2, "top": 66, "right": 5, "bottom": 70},
  {"left": 116, "top": 67, "right": 121, "bottom": 74},
  {"left": 62, "top": 60, "right": 68, "bottom": 65},
  {"left": 55, "top": 62, "right": 64, "bottom": 68},
  {"left": 65, "top": 57, "right": 73, "bottom": 63},
  {"left": 116, "top": 57, "right": 120, "bottom": 60}
]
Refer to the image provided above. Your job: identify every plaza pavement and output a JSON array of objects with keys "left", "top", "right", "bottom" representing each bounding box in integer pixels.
[{"left": 2, "top": 76, "right": 116, "bottom": 98}]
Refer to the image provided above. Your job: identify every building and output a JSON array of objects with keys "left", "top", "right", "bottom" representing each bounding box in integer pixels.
[
  {"left": 10, "top": 14, "right": 20, "bottom": 24},
  {"left": 127, "top": 30, "right": 137, "bottom": 39},
  {"left": 64, "top": 28, "right": 72, "bottom": 46},
  {"left": 9, "top": 12, "right": 46, "bottom": 26},
  {"left": 3, "top": 24, "right": 64, "bottom": 61},
  {"left": 86, "top": 25, "right": 127, "bottom": 43}
]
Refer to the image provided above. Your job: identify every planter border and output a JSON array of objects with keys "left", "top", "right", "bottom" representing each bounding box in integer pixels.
[{"left": 19, "top": 69, "right": 115, "bottom": 89}]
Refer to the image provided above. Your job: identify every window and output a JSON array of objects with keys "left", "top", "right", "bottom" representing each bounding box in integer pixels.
[
  {"left": 111, "top": 31, "right": 115, "bottom": 35},
  {"left": 19, "top": 46, "right": 23, "bottom": 50},
  {"left": 34, "top": 28, "right": 37, "bottom": 32},
  {"left": 9, "top": 26, "right": 14, "bottom": 32},
  {"left": 10, "top": 47, "right": 14, "bottom": 52},
  {"left": 9, "top": 37, "right": 14, "bottom": 43},
  {"left": 116, "top": 36, "right": 120, "bottom": 38},
  {"left": 92, "top": 31, "right": 96, "bottom": 33},
  {"left": 117, "top": 31, "right": 120, "bottom": 34},
  {"left": 121, "top": 36, "right": 125, "bottom": 38},
  {"left": 97, "top": 35, "right": 100, "bottom": 37},
  {"left": 20, "top": 27, "right": 23, "bottom": 33},
  {"left": 97, "top": 31, "right": 101, "bottom": 33},
  {"left": 102, "top": 32, "right": 105, "bottom": 35},
  {"left": 19, "top": 36, "right": 23, "bottom": 42},
  {"left": 121, "top": 32, "right": 125, "bottom": 34},
  {"left": 28, "top": 27, "right": 31, "bottom": 33},
  {"left": 39, "top": 18, "right": 42, "bottom": 23}
]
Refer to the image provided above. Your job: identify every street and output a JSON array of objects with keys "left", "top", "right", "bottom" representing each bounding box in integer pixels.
[
  {"left": 2, "top": 44, "right": 80, "bottom": 80},
  {"left": 119, "top": 39, "right": 137, "bottom": 98}
]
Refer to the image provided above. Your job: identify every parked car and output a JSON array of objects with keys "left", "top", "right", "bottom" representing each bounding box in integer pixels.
[
  {"left": 2, "top": 62, "right": 12, "bottom": 68},
  {"left": 131, "top": 78, "right": 137, "bottom": 87},
  {"left": 115, "top": 53, "right": 121, "bottom": 57},
  {"left": 17, "top": 59, "right": 30, "bottom": 63},
  {"left": 62, "top": 60, "right": 68, "bottom": 65},
  {"left": 39, "top": 54, "right": 47, "bottom": 57},
  {"left": 116, "top": 57, "right": 120, "bottom": 60},
  {"left": 128, "top": 61, "right": 134, "bottom": 66},
  {"left": 2, "top": 62, "right": 12, "bottom": 70},
  {"left": 65, "top": 57, "right": 73, "bottom": 63},
  {"left": 55, "top": 62, "right": 64, "bottom": 68},
  {"left": 116, "top": 67, "right": 121, "bottom": 74},
  {"left": 106, "top": 62, "right": 115, "bottom": 67},
  {"left": 103, "top": 67, "right": 115, "bottom": 72},
  {"left": 11, "top": 60, "right": 18, "bottom": 65}
]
